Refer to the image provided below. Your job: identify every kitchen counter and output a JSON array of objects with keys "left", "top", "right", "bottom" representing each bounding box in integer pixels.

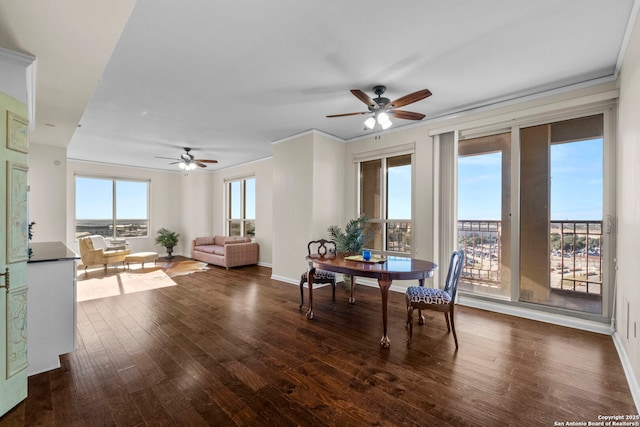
[
  {"left": 26, "top": 241, "right": 78, "bottom": 375},
  {"left": 28, "top": 241, "right": 79, "bottom": 263}
]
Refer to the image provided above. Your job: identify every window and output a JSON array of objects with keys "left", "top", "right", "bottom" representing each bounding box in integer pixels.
[
  {"left": 359, "top": 154, "right": 412, "bottom": 254},
  {"left": 457, "top": 132, "right": 511, "bottom": 299},
  {"left": 75, "top": 176, "right": 149, "bottom": 239},
  {"left": 227, "top": 176, "right": 255, "bottom": 237},
  {"left": 454, "top": 114, "right": 607, "bottom": 316}
]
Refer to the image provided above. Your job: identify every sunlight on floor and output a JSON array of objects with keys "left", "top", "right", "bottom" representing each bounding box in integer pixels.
[{"left": 77, "top": 269, "right": 176, "bottom": 302}]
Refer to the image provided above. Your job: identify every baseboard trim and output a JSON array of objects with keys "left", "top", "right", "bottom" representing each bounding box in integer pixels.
[
  {"left": 612, "top": 332, "right": 640, "bottom": 413},
  {"left": 271, "top": 274, "right": 297, "bottom": 285},
  {"left": 458, "top": 296, "right": 614, "bottom": 335}
]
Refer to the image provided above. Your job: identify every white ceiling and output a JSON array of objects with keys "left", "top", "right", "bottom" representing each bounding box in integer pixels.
[{"left": 1, "top": 1, "right": 637, "bottom": 172}]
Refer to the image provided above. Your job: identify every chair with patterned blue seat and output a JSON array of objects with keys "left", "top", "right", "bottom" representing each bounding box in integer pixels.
[
  {"left": 300, "top": 239, "right": 337, "bottom": 310},
  {"left": 406, "top": 249, "right": 464, "bottom": 349}
]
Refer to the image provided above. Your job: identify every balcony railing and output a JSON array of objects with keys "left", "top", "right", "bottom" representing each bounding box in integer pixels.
[
  {"left": 550, "top": 220, "right": 602, "bottom": 295},
  {"left": 458, "top": 220, "right": 501, "bottom": 283},
  {"left": 457, "top": 219, "right": 603, "bottom": 296}
]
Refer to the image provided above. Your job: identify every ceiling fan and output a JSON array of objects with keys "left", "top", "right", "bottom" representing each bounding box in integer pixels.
[
  {"left": 327, "top": 85, "right": 432, "bottom": 130},
  {"left": 155, "top": 147, "right": 218, "bottom": 170}
]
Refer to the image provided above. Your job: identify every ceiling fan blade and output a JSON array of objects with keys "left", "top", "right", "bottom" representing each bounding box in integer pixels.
[
  {"left": 326, "top": 111, "right": 369, "bottom": 118},
  {"left": 154, "top": 156, "right": 179, "bottom": 161},
  {"left": 390, "top": 89, "right": 432, "bottom": 108},
  {"left": 196, "top": 162, "right": 208, "bottom": 168},
  {"left": 195, "top": 159, "right": 218, "bottom": 163},
  {"left": 389, "top": 110, "right": 426, "bottom": 120},
  {"left": 350, "top": 89, "right": 376, "bottom": 108}
]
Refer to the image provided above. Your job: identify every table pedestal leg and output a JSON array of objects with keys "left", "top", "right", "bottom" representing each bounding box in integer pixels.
[
  {"left": 306, "top": 267, "right": 315, "bottom": 320},
  {"left": 348, "top": 274, "right": 356, "bottom": 304},
  {"left": 378, "top": 276, "right": 392, "bottom": 349}
]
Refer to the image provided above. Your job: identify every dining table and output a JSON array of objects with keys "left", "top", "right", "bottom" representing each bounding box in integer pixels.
[{"left": 305, "top": 253, "right": 438, "bottom": 348}]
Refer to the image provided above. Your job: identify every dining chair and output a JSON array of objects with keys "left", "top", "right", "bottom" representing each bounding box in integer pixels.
[
  {"left": 300, "top": 239, "right": 337, "bottom": 310},
  {"left": 406, "top": 249, "right": 464, "bottom": 348}
]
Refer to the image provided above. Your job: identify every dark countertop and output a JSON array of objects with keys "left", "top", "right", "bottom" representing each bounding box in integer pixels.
[{"left": 28, "top": 242, "right": 80, "bottom": 263}]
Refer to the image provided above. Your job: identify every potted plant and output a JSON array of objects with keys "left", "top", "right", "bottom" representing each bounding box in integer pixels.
[
  {"left": 327, "top": 214, "right": 373, "bottom": 289},
  {"left": 155, "top": 227, "right": 179, "bottom": 259},
  {"left": 28, "top": 221, "right": 35, "bottom": 258}
]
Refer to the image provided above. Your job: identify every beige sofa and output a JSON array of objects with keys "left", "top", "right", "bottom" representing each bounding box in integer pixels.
[{"left": 192, "top": 236, "right": 259, "bottom": 269}]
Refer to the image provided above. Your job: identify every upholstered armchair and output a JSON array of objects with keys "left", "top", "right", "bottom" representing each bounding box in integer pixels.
[{"left": 78, "top": 235, "right": 131, "bottom": 272}]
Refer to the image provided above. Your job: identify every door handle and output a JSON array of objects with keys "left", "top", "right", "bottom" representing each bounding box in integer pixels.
[{"left": 0, "top": 267, "right": 9, "bottom": 291}]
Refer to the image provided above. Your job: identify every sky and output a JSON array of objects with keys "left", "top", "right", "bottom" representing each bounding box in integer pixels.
[
  {"left": 458, "top": 138, "right": 603, "bottom": 220},
  {"left": 387, "top": 164, "right": 411, "bottom": 219},
  {"left": 77, "top": 176, "right": 255, "bottom": 221},
  {"left": 76, "top": 177, "right": 148, "bottom": 219},
  {"left": 230, "top": 178, "right": 256, "bottom": 219}
]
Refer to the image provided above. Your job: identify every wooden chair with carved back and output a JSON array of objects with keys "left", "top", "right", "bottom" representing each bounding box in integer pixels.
[{"left": 300, "top": 239, "right": 337, "bottom": 310}]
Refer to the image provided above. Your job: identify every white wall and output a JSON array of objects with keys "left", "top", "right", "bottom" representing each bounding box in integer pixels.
[
  {"left": 271, "top": 133, "right": 314, "bottom": 280},
  {"left": 268, "top": 131, "right": 347, "bottom": 282},
  {"left": 211, "top": 157, "right": 273, "bottom": 266},
  {"left": 616, "top": 8, "right": 640, "bottom": 405},
  {"left": 312, "top": 132, "right": 345, "bottom": 238},
  {"left": 180, "top": 170, "right": 214, "bottom": 255},
  {"left": 28, "top": 144, "right": 67, "bottom": 243}
]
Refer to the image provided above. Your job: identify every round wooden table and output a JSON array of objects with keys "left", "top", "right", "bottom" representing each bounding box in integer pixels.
[{"left": 305, "top": 254, "right": 438, "bottom": 348}]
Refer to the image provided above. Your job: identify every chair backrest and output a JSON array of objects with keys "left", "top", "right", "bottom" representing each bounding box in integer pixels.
[
  {"left": 443, "top": 249, "right": 465, "bottom": 300},
  {"left": 78, "top": 236, "right": 97, "bottom": 265},
  {"left": 307, "top": 239, "right": 336, "bottom": 257},
  {"left": 78, "top": 236, "right": 95, "bottom": 253},
  {"left": 88, "top": 235, "right": 108, "bottom": 250}
]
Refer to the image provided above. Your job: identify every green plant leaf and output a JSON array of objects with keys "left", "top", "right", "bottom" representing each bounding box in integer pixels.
[{"left": 327, "top": 214, "right": 372, "bottom": 254}]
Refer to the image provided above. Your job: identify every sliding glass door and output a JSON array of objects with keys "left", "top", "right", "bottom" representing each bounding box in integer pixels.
[
  {"left": 457, "top": 113, "right": 608, "bottom": 316},
  {"left": 458, "top": 132, "right": 511, "bottom": 299},
  {"left": 519, "top": 115, "right": 604, "bottom": 314}
]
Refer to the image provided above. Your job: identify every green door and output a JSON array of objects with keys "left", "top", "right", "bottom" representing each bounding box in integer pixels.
[{"left": 0, "top": 92, "right": 29, "bottom": 416}]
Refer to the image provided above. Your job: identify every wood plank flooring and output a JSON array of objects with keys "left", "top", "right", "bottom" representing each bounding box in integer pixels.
[{"left": 2, "top": 258, "right": 636, "bottom": 426}]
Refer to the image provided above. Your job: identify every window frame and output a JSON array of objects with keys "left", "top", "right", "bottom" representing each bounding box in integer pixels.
[
  {"left": 357, "top": 150, "right": 414, "bottom": 256},
  {"left": 433, "top": 100, "right": 616, "bottom": 323},
  {"left": 74, "top": 175, "right": 150, "bottom": 240},
  {"left": 225, "top": 175, "right": 256, "bottom": 237}
]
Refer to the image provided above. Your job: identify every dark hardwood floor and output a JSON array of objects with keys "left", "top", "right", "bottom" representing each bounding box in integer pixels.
[{"left": 2, "top": 258, "right": 636, "bottom": 426}]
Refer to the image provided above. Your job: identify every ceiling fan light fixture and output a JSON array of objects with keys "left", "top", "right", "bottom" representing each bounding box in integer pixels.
[
  {"left": 178, "top": 160, "right": 197, "bottom": 170},
  {"left": 377, "top": 112, "right": 390, "bottom": 125},
  {"left": 364, "top": 117, "right": 376, "bottom": 129},
  {"left": 157, "top": 148, "right": 218, "bottom": 170},
  {"left": 329, "top": 86, "right": 431, "bottom": 131},
  {"left": 375, "top": 112, "right": 392, "bottom": 130}
]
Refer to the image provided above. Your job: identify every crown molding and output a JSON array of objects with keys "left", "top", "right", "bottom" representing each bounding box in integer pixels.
[
  {"left": 0, "top": 47, "right": 37, "bottom": 131},
  {"left": 271, "top": 128, "right": 345, "bottom": 146}
]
